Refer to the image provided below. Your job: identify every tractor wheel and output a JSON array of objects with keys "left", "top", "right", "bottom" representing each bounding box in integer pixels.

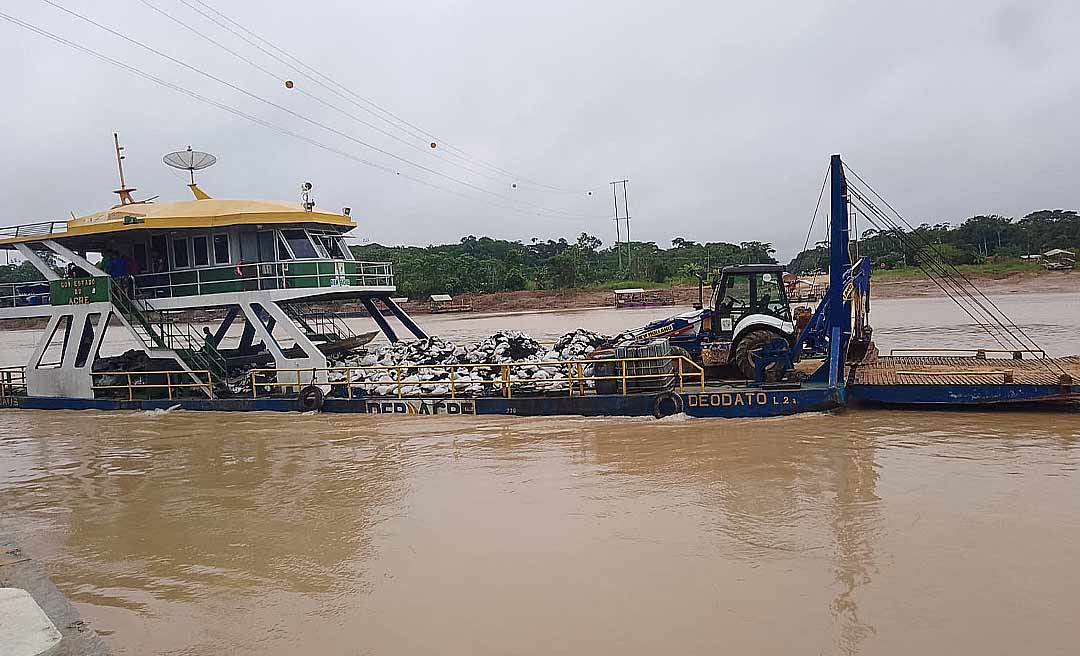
[
  {"left": 669, "top": 345, "right": 693, "bottom": 366},
  {"left": 669, "top": 345, "right": 694, "bottom": 386},
  {"left": 734, "top": 329, "right": 780, "bottom": 380}
]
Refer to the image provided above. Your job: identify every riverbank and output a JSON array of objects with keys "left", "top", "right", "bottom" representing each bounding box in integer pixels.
[
  {"left": 450, "top": 269, "right": 1078, "bottom": 313},
  {"left": 1, "top": 543, "right": 110, "bottom": 656},
  {"left": 0, "top": 270, "right": 1075, "bottom": 331},
  {"left": 870, "top": 269, "right": 1078, "bottom": 298}
]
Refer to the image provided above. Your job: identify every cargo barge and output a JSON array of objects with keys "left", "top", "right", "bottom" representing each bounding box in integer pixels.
[{"left": 1, "top": 148, "right": 1076, "bottom": 418}]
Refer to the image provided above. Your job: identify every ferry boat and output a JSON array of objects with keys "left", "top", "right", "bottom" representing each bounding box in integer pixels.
[
  {"left": 0, "top": 139, "right": 427, "bottom": 405},
  {"left": 0, "top": 146, "right": 1076, "bottom": 418}
]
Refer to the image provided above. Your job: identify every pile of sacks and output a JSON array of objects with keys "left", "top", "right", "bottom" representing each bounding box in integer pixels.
[{"left": 326, "top": 328, "right": 617, "bottom": 397}]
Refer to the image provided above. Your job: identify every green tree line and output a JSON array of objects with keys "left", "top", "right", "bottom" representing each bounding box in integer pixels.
[
  {"left": 788, "top": 209, "right": 1079, "bottom": 272},
  {"left": 352, "top": 235, "right": 777, "bottom": 298},
  {"left": 0, "top": 260, "right": 46, "bottom": 284},
  {"left": 0, "top": 236, "right": 775, "bottom": 295}
]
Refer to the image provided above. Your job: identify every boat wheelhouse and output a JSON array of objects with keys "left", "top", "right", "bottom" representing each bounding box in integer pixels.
[{"left": 0, "top": 142, "right": 425, "bottom": 400}]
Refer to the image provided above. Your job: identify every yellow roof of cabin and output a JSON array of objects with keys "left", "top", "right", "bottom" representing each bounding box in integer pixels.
[
  {"left": 0, "top": 197, "right": 356, "bottom": 247},
  {"left": 71, "top": 198, "right": 354, "bottom": 229}
]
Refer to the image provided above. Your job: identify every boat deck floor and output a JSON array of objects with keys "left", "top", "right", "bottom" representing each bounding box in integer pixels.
[{"left": 850, "top": 355, "right": 1080, "bottom": 386}]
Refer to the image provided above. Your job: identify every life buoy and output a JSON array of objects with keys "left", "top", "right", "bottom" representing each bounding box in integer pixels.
[
  {"left": 297, "top": 385, "right": 325, "bottom": 412},
  {"left": 653, "top": 391, "right": 684, "bottom": 418}
]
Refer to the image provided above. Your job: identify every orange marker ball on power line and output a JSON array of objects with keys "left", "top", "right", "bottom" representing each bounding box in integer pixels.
[
  {"left": 430, "top": 142, "right": 437, "bottom": 149},
  {"left": 284, "top": 80, "right": 294, "bottom": 89}
]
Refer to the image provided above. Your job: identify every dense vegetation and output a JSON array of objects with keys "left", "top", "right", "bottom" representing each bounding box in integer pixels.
[
  {"left": 4, "top": 208, "right": 1075, "bottom": 296},
  {"left": 351, "top": 236, "right": 777, "bottom": 298},
  {"left": 788, "top": 210, "right": 1079, "bottom": 273},
  {"left": 0, "top": 260, "right": 45, "bottom": 284}
]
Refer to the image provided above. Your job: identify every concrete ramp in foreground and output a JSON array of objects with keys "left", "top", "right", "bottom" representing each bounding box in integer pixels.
[{"left": 1, "top": 543, "right": 109, "bottom": 656}]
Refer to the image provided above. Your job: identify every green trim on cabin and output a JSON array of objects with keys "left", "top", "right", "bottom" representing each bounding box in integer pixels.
[
  {"left": 130, "top": 259, "right": 381, "bottom": 298},
  {"left": 198, "top": 266, "right": 243, "bottom": 294}
]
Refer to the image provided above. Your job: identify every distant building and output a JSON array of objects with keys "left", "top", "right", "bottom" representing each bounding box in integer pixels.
[
  {"left": 1028, "top": 248, "right": 1077, "bottom": 271},
  {"left": 613, "top": 288, "right": 675, "bottom": 309},
  {"left": 429, "top": 294, "right": 472, "bottom": 313}
]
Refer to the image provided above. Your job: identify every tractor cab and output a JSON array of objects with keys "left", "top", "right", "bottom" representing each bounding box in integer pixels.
[
  {"left": 618, "top": 263, "right": 797, "bottom": 380},
  {"left": 711, "top": 265, "right": 792, "bottom": 341}
]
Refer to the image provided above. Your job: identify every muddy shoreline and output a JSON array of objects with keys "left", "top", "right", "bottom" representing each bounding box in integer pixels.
[
  {"left": 449, "top": 270, "right": 1079, "bottom": 314},
  {"left": 1, "top": 271, "right": 1074, "bottom": 330}
]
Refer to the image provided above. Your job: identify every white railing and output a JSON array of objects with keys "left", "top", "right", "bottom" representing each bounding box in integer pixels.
[
  {"left": 0, "top": 221, "right": 67, "bottom": 240},
  {"left": 132, "top": 260, "right": 393, "bottom": 299},
  {"left": 0, "top": 281, "right": 52, "bottom": 308}
]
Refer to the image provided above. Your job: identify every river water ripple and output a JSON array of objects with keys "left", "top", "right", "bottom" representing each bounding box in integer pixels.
[{"left": 1, "top": 293, "right": 1079, "bottom": 654}]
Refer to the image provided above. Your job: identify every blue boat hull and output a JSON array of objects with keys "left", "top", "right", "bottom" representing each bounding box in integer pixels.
[
  {"left": 0, "top": 387, "right": 839, "bottom": 419},
  {"left": 680, "top": 386, "right": 838, "bottom": 418},
  {"left": 0, "top": 393, "right": 662, "bottom": 417},
  {"left": 849, "top": 383, "right": 1079, "bottom": 407},
  {"left": 3, "top": 381, "right": 1073, "bottom": 418}
]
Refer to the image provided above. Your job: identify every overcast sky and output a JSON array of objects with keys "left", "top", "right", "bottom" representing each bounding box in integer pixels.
[{"left": 3, "top": 0, "right": 1079, "bottom": 260}]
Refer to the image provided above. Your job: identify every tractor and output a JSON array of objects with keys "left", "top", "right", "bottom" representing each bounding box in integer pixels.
[{"left": 618, "top": 264, "right": 801, "bottom": 379}]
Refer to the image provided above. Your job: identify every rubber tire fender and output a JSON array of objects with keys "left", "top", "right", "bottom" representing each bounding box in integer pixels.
[
  {"left": 297, "top": 385, "right": 325, "bottom": 412},
  {"left": 653, "top": 391, "right": 684, "bottom": 418}
]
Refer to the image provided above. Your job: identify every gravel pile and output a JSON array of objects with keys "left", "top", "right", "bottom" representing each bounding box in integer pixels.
[{"left": 317, "top": 328, "right": 618, "bottom": 397}]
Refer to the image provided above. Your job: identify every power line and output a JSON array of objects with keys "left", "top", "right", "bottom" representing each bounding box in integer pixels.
[
  {"left": 847, "top": 192, "right": 1015, "bottom": 351},
  {"left": 798, "top": 165, "right": 830, "bottom": 269},
  {"left": 0, "top": 9, "right": 596, "bottom": 221},
  {"left": 135, "top": 0, "right": 548, "bottom": 192},
  {"left": 844, "top": 162, "right": 1055, "bottom": 366},
  {"left": 186, "top": 0, "right": 602, "bottom": 194},
  {"left": 845, "top": 178, "right": 1061, "bottom": 375},
  {"left": 36, "top": 0, "right": 606, "bottom": 220}
]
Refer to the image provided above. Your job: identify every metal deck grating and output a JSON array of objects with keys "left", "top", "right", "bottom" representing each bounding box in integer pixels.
[{"left": 850, "top": 355, "right": 1080, "bottom": 386}]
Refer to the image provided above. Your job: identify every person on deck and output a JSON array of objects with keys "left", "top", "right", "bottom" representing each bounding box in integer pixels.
[{"left": 115, "top": 254, "right": 130, "bottom": 278}]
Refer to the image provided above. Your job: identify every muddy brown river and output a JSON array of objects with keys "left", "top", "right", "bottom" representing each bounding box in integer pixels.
[{"left": 2, "top": 294, "right": 1079, "bottom": 655}]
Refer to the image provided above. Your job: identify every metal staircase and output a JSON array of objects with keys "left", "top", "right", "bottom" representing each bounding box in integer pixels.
[
  {"left": 281, "top": 302, "right": 357, "bottom": 343},
  {"left": 110, "top": 284, "right": 227, "bottom": 380}
]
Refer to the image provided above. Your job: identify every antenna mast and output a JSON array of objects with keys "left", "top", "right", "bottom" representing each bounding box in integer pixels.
[{"left": 113, "top": 133, "right": 137, "bottom": 205}]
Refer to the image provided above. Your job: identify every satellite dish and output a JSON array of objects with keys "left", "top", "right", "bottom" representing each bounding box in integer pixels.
[{"left": 163, "top": 146, "right": 217, "bottom": 185}]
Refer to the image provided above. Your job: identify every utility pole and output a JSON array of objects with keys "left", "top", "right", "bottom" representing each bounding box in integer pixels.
[
  {"left": 611, "top": 182, "right": 622, "bottom": 271},
  {"left": 622, "top": 180, "right": 632, "bottom": 276},
  {"left": 610, "top": 179, "right": 630, "bottom": 276}
]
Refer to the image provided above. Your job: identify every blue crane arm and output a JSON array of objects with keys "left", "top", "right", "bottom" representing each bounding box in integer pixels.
[{"left": 793, "top": 256, "right": 871, "bottom": 358}]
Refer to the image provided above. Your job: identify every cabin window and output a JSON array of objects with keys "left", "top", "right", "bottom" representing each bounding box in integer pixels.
[
  {"left": 240, "top": 232, "right": 260, "bottom": 262},
  {"left": 311, "top": 235, "right": 329, "bottom": 259},
  {"left": 132, "top": 242, "right": 148, "bottom": 274},
  {"left": 282, "top": 229, "right": 317, "bottom": 258},
  {"left": 276, "top": 234, "right": 292, "bottom": 260},
  {"left": 192, "top": 235, "right": 210, "bottom": 267},
  {"left": 339, "top": 238, "right": 354, "bottom": 260},
  {"left": 256, "top": 231, "right": 275, "bottom": 262},
  {"left": 150, "top": 235, "right": 169, "bottom": 272},
  {"left": 171, "top": 237, "right": 190, "bottom": 269},
  {"left": 317, "top": 234, "right": 348, "bottom": 259},
  {"left": 213, "top": 234, "right": 231, "bottom": 265}
]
